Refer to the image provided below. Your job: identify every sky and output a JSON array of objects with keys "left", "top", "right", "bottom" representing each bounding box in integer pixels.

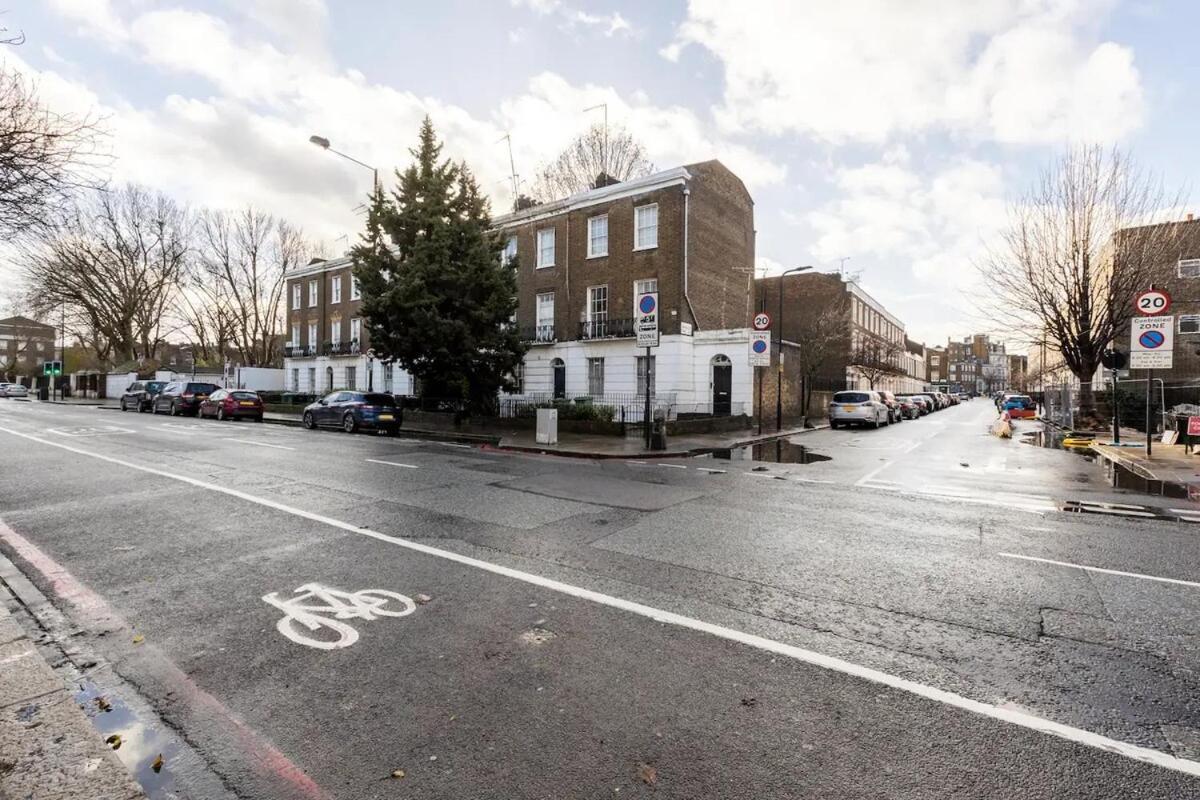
[{"left": 2, "top": 0, "right": 1198, "bottom": 351}]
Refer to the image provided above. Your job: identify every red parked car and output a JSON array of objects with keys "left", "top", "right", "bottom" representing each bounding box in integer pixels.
[{"left": 199, "top": 389, "right": 264, "bottom": 422}]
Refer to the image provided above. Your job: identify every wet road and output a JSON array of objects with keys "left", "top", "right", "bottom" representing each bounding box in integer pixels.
[{"left": 2, "top": 398, "right": 1200, "bottom": 798}]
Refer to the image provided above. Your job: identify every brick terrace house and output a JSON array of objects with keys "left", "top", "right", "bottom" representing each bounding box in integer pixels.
[
  {"left": 494, "top": 161, "right": 756, "bottom": 416},
  {"left": 282, "top": 258, "right": 415, "bottom": 396},
  {"left": 0, "top": 316, "right": 56, "bottom": 385}
]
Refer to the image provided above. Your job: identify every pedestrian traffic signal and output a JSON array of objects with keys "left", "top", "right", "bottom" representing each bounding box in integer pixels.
[{"left": 42, "top": 360, "right": 62, "bottom": 376}]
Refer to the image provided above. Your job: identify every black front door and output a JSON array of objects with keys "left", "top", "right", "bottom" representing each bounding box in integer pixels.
[
  {"left": 553, "top": 363, "right": 566, "bottom": 399},
  {"left": 713, "top": 365, "right": 732, "bottom": 416}
]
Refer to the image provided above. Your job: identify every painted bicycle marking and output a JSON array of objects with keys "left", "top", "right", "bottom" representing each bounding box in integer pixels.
[{"left": 261, "top": 583, "right": 416, "bottom": 650}]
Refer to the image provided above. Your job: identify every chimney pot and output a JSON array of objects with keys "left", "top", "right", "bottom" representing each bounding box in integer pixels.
[{"left": 1188, "top": 213, "right": 1195, "bottom": 222}]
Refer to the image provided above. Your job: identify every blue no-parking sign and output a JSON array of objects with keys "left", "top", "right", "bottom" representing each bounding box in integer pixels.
[{"left": 636, "top": 292, "right": 659, "bottom": 347}]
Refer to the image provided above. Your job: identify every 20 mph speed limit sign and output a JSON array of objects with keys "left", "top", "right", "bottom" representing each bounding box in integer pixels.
[
  {"left": 753, "top": 312, "right": 771, "bottom": 331},
  {"left": 1135, "top": 289, "right": 1172, "bottom": 315}
]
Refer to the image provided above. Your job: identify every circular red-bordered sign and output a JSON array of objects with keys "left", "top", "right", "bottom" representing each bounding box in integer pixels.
[
  {"left": 1135, "top": 289, "right": 1172, "bottom": 316},
  {"left": 753, "top": 312, "right": 771, "bottom": 331}
]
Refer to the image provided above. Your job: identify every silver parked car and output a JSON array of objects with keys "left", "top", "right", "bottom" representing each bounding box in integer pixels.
[
  {"left": 828, "top": 390, "right": 889, "bottom": 429},
  {"left": 1, "top": 383, "right": 28, "bottom": 398}
]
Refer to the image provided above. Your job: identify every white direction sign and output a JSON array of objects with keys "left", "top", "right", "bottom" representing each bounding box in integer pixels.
[
  {"left": 636, "top": 292, "right": 659, "bottom": 347},
  {"left": 1130, "top": 315, "right": 1174, "bottom": 369},
  {"left": 749, "top": 331, "right": 771, "bottom": 367}
]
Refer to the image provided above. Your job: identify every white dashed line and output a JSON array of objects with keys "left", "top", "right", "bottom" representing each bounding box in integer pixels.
[
  {"left": 3, "top": 423, "right": 1198, "bottom": 778},
  {"left": 695, "top": 467, "right": 726, "bottom": 474},
  {"left": 222, "top": 438, "right": 295, "bottom": 451},
  {"left": 365, "top": 458, "right": 419, "bottom": 469},
  {"left": 998, "top": 552, "right": 1200, "bottom": 589}
]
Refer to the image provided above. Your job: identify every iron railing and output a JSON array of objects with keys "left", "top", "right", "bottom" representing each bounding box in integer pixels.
[
  {"left": 520, "top": 325, "right": 556, "bottom": 344},
  {"left": 322, "top": 341, "right": 361, "bottom": 356},
  {"left": 498, "top": 391, "right": 676, "bottom": 424},
  {"left": 283, "top": 345, "right": 319, "bottom": 358},
  {"left": 579, "top": 318, "right": 635, "bottom": 340}
]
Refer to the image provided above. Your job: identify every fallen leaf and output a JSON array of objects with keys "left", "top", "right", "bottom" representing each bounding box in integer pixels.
[
  {"left": 132, "top": 634, "right": 144, "bottom": 645},
  {"left": 390, "top": 769, "right": 406, "bottom": 779},
  {"left": 151, "top": 754, "right": 163, "bottom": 773},
  {"left": 94, "top": 697, "right": 112, "bottom": 712},
  {"left": 415, "top": 593, "right": 433, "bottom": 605},
  {"left": 105, "top": 734, "right": 122, "bottom": 750},
  {"left": 637, "top": 763, "right": 657, "bottom": 785}
]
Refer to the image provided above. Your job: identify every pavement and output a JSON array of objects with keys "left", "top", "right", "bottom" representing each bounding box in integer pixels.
[{"left": 3, "top": 397, "right": 1200, "bottom": 797}]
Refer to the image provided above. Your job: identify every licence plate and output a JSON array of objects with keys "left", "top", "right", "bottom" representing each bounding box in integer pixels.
[
  {"left": 239, "top": 401, "right": 255, "bottom": 406},
  {"left": 842, "top": 405, "right": 857, "bottom": 411},
  {"left": 378, "top": 413, "right": 394, "bottom": 421}
]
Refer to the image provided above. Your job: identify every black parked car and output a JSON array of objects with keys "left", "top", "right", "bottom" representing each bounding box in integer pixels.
[
  {"left": 302, "top": 391, "right": 400, "bottom": 434},
  {"left": 119, "top": 380, "right": 168, "bottom": 412},
  {"left": 151, "top": 381, "right": 221, "bottom": 416}
]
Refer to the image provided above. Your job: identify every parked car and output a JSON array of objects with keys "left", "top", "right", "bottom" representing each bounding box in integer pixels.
[
  {"left": 1002, "top": 394, "right": 1037, "bottom": 420},
  {"left": 913, "top": 392, "right": 940, "bottom": 411},
  {"left": 302, "top": 391, "right": 401, "bottom": 434},
  {"left": 120, "top": 380, "right": 168, "bottom": 412},
  {"left": 199, "top": 389, "right": 264, "bottom": 422},
  {"left": 1, "top": 383, "right": 28, "bottom": 398},
  {"left": 958, "top": 392, "right": 972, "bottom": 402},
  {"left": 828, "top": 390, "right": 889, "bottom": 429},
  {"left": 876, "top": 390, "right": 902, "bottom": 423},
  {"left": 894, "top": 395, "right": 922, "bottom": 420},
  {"left": 151, "top": 381, "right": 221, "bottom": 416}
]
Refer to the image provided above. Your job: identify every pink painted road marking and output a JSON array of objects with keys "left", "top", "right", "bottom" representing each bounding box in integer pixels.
[{"left": 0, "top": 518, "right": 330, "bottom": 800}]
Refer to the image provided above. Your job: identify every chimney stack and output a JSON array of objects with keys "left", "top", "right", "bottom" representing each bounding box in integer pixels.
[{"left": 1188, "top": 213, "right": 1195, "bottom": 222}]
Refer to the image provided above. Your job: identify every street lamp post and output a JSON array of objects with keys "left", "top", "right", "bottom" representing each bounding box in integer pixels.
[
  {"left": 309, "top": 135, "right": 378, "bottom": 190},
  {"left": 776, "top": 266, "right": 813, "bottom": 431}
]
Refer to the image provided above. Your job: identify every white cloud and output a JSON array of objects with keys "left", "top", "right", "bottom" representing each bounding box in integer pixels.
[
  {"left": 666, "top": 0, "right": 1143, "bottom": 145},
  {"left": 511, "top": 0, "right": 636, "bottom": 38},
  {"left": 44, "top": 0, "right": 127, "bottom": 44}
]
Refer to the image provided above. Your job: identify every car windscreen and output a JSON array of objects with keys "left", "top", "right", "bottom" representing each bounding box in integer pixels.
[
  {"left": 146, "top": 382, "right": 167, "bottom": 391},
  {"left": 363, "top": 393, "right": 396, "bottom": 406},
  {"left": 186, "top": 383, "right": 219, "bottom": 393},
  {"left": 231, "top": 391, "right": 259, "bottom": 400},
  {"left": 833, "top": 392, "right": 870, "bottom": 404}
]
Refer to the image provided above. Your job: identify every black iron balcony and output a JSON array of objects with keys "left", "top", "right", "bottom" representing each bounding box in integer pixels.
[
  {"left": 579, "top": 317, "right": 634, "bottom": 340},
  {"left": 284, "top": 345, "right": 317, "bottom": 358},
  {"left": 520, "top": 324, "right": 556, "bottom": 344},
  {"left": 323, "top": 341, "right": 358, "bottom": 356}
]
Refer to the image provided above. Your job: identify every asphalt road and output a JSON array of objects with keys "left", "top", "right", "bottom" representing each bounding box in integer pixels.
[{"left": 2, "top": 398, "right": 1200, "bottom": 798}]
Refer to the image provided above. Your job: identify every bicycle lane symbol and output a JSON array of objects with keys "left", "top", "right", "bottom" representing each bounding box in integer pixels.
[{"left": 261, "top": 583, "right": 417, "bottom": 650}]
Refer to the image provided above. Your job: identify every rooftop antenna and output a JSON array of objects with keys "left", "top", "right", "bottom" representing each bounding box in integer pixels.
[
  {"left": 584, "top": 103, "right": 608, "bottom": 176},
  {"left": 497, "top": 132, "right": 519, "bottom": 203},
  {"left": 838, "top": 256, "right": 851, "bottom": 277}
]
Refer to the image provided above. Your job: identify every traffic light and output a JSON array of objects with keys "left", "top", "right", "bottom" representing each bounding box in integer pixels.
[{"left": 42, "top": 360, "right": 62, "bottom": 377}]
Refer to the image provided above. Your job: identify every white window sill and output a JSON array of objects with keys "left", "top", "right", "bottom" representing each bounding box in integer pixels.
[
  {"left": 536, "top": 263, "right": 554, "bottom": 270},
  {"left": 586, "top": 252, "right": 608, "bottom": 260},
  {"left": 633, "top": 244, "right": 658, "bottom": 252}
]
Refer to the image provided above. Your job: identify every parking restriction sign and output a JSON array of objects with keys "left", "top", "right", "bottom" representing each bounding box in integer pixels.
[{"left": 1130, "top": 315, "right": 1174, "bottom": 368}]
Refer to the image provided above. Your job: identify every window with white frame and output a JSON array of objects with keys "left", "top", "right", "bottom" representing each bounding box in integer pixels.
[
  {"left": 308, "top": 280, "right": 318, "bottom": 307},
  {"left": 511, "top": 361, "right": 524, "bottom": 394},
  {"left": 307, "top": 367, "right": 316, "bottom": 390},
  {"left": 503, "top": 236, "right": 517, "bottom": 266},
  {"left": 307, "top": 322, "right": 318, "bottom": 353},
  {"left": 587, "top": 357, "right": 605, "bottom": 396},
  {"left": 383, "top": 363, "right": 394, "bottom": 393},
  {"left": 536, "top": 228, "right": 555, "bottom": 268},
  {"left": 331, "top": 275, "right": 342, "bottom": 304},
  {"left": 350, "top": 276, "right": 361, "bottom": 300},
  {"left": 290, "top": 323, "right": 299, "bottom": 348},
  {"left": 587, "top": 215, "right": 608, "bottom": 258},
  {"left": 350, "top": 317, "right": 361, "bottom": 344},
  {"left": 634, "top": 278, "right": 657, "bottom": 315},
  {"left": 535, "top": 292, "right": 554, "bottom": 341},
  {"left": 636, "top": 355, "right": 655, "bottom": 397},
  {"left": 587, "top": 285, "right": 608, "bottom": 337},
  {"left": 330, "top": 318, "right": 341, "bottom": 344},
  {"left": 634, "top": 204, "right": 658, "bottom": 250},
  {"left": 292, "top": 283, "right": 301, "bottom": 310}
]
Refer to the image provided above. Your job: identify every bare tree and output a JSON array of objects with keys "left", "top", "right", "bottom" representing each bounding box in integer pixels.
[
  {"left": 978, "top": 146, "right": 1186, "bottom": 416},
  {"left": 192, "top": 207, "right": 308, "bottom": 367},
  {"left": 19, "top": 185, "right": 189, "bottom": 364},
  {"left": 849, "top": 335, "right": 904, "bottom": 389},
  {"left": 0, "top": 65, "right": 105, "bottom": 238},
  {"left": 532, "top": 123, "right": 654, "bottom": 202},
  {"left": 795, "top": 292, "right": 851, "bottom": 416}
]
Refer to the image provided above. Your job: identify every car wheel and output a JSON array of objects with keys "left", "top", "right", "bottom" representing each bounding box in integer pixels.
[
  {"left": 120, "top": 399, "right": 128, "bottom": 412},
  {"left": 217, "top": 407, "right": 226, "bottom": 421},
  {"left": 255, "top": 415, "right": 264, "bottom": 423},
  {"left": 829, "top": 420, "right": 839, "bottom": 430},
  {"left": 302, "top": 412, "right": 316, "bottom": 430},
  {"left": 138, "top": 401, "right": 147, "bottom": 413},
  {"left": 171, "top": 401, "right": 180, "bottom": 416},
  {"left": 342, "top": 413, "right": 357, "bottom": 433}
]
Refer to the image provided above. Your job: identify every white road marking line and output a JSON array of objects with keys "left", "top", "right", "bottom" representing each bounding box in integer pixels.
[
  {"left": 365, "top": 458, "right": 419, "bottom": 469},
  {"left": 695, "top": 467, "right": 726, "bottom": 474},
  {"left": 435, "top": 442, "right": 472, "bottom": 449},
  {"left": 625, "top": 460, "right": 650, "bottom": 466},
  {"left": 741, "top": 471, "right": 780, "bottom": 479},
  {"left": 854, "top": 460, "right": 893, "bottom": 487},
  {"left": 222, "top": 438, "right": 295, "bottom": 451},
  {"left": 791, "top": 477, "right": 834, "bottom": 484},
  {"left": 998, "top": 552, "right": 1200, "bottom": 590},
  {"left": 657, "top": 463, "right": 688, "bottom": 469},
  {"left": 3, "top": 425, "right": 1199, "bottom": 779}
]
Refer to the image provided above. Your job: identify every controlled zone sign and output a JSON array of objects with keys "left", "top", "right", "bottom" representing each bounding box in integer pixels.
[
  {"left": 749, "top": 332, "right": 771, "bottom": 367},
  {"left": 636, "top": 292, "right": 659, "bottom": 347},
  {"left": 1130, "top": 315, "right": 1174, "bottom": 369}
]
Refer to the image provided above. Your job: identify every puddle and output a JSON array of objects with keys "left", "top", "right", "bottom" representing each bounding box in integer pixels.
[
  {"left": 1103, "top": 459, "right": 1200, "bottom": 502},
  {"left": 74, "top": 679, "right": 180, "bottom": 798},
  {"left": 707, "top": 440, "right": 832, "bottom": 464}
]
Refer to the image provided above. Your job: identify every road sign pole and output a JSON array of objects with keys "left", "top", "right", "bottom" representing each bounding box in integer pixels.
[
  {"left": 644, "top": 345, "right": 652, "bottom": 450},
  {"left": 1112, "top": 371, "right": 1120, "bottom": 445},
  {"left": 756, "top": 367, "right": 762, "bottom": 435},
  {"left": 1146, "top": 369, "right": 1153, "bottom": 457}
]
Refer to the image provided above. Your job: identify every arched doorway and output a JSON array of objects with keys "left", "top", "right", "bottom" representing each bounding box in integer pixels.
[
  {"left": 711, "top": 354, "right": 732, "bottom": 416},
  {"left": 551, "top": 358, "right": 566, "bottom": 399},
  {"left": 325, "top": 366, "right": 334, "bottom": 393}
]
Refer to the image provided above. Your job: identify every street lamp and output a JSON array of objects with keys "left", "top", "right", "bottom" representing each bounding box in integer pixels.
[
  {"left": 308, "top": 134, "right": 378, "bottom": 190},
  {"left": 776, "top": 265, "right": 813, "bottom": 431}
]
